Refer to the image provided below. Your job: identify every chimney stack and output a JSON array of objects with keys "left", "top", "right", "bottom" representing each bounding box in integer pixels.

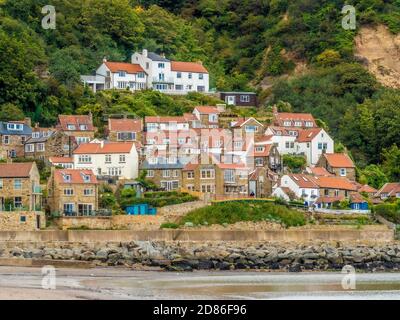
[
  {"left": 143, "top": 49, "right": 148, "bottom": 57},
  {"left": 272, "top": 105, "right": 278, "bottom": 116},
  {"left": 103, "top": 57, "right": 107, "bottom": 63}
]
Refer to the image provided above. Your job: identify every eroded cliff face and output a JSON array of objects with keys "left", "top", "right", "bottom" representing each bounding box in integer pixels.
[{"left": 355, "top": 25, "right": 400, "bottom": 89}]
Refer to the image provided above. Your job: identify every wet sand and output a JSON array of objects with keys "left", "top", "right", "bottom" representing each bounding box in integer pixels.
[{"left": 1, "top": 266, "right": 400, "bottom": 300}]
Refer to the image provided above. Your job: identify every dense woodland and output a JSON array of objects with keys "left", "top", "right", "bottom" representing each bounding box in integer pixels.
[{"left": 0, "top": 0, "right": 399, "bottom": 185}]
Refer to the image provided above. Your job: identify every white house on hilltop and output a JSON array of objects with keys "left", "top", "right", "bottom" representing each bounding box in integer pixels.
[
  {"left": 131, "top": 49, "right": 209, "bottom": 94},
  {"left": 81, "top": 59, "right": 148, "bottom": 93}
]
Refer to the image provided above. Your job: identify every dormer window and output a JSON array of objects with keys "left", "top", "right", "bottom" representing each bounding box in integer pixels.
[
  {"left": 82, "top": 174, "right": 91, "bottom": 183},
  {"left": 67, "top": 124, "right": 76, "bottom": 130},
  {"left": 255, "top": 146, "right": 264, "bottom": 152},
  {"left": 63, "top": 174, "right": 71, "bottom": 183},
  {"left": 7, "top": 123, "right": 23, "bottom": 131},
  {"left": 283, "top": 121, "right": 291, "bottom": 127},
  {"left": 80, "top": 124, "right": 88, "bottom": 130},
  {"left": 305, "top": 121, "right": 314, "bottom": 127},
  {"left": 294, "top": 121, "right": 302, "bottom": 127},
  {"left": 32, "top": 132, "right": 40, "bottom": 138}
]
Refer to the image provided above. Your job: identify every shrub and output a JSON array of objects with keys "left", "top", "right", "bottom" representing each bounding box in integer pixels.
[
  {"left": 180, "top": 202, "right": 306, "bottom": 228},
  {"left": 160, "top": 222, "right": 179, "bottom": 229},
  {"left": 374, "top": 203, "right": 400, "bottom": 223}
]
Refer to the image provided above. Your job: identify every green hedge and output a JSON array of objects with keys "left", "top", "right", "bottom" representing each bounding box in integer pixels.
[
  {"left": 374, "top": 202, "right": 400, "bottom": 223},
  {"left": 180, "top": 202, "right": 307, "bottom": 228}
]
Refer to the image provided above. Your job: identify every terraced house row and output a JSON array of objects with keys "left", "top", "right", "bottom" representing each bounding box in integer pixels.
[{"left": 1, "top": 103, "right": 396, "bottom": 221}]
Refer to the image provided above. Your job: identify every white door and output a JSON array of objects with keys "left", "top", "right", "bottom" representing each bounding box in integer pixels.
[{"left": 225, "top": 96, "right": 236, "bottom": 105}]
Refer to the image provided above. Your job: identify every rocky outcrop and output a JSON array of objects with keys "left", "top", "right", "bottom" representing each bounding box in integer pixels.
[
  {"left": 355, "top": 25, "right": 400, "bottom": 89},
  {"left": 2, "top": 241, "right": 400, "bottom": 272}
]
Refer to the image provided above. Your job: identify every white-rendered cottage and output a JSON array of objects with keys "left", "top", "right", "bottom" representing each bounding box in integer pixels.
[
  {"left": 73, "top": 141, "right": 138, "bottom": 180},
  {"left": 81, "top": 59, "right": 147, "bottom": 92},
  {"left": 131, "top": 49, "right": 209, "bottom": 94}
]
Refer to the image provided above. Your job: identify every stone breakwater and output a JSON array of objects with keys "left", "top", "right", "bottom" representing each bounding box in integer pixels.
[{"left": 2, "top": 241, "right": 400, "bottom": 272}]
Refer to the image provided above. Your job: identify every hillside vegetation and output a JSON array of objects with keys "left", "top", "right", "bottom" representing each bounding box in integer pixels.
[{"left": 0, "top": 0, "right": 399, "bottom": 175}]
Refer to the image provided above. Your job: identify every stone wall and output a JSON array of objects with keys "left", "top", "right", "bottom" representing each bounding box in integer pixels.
[
  {"left": 0, "top": 211, "right": 45, "bottom": 231},
  {"left": 158, "top": 201, "right": 209, "bottom": 222},
  {"left": 2, "top": 240, "right": 400, "bottom": 272},
  {"left": 0, "top": 225, "right": 393, "bottom": 242}
]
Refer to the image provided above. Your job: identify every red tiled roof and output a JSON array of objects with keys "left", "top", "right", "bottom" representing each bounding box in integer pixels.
[
  {"left": 323, "top": 153, "right": 355, "bottom": 168},
  {"left": 312, "top": 176, "right": 357, "bottom": 191},
  {"left": 145, "top": 116, "right": 188, "bottom": 123},
  {"left": 377, "top": 183, "right": 400, "bottom": 196},
  {"left": 183, "top": 163, "right": 199, "bottom": 171},
  {"left": 104, "top": 61, "right": 144, "bottom": 74},
  {"left": 275, "top": 112, "right": 316, "bottom": 122},
  {"left": 194, "top": 106, "right": 220, "bottom": 114},
  {"left": 0, "top": 163, "right": 34, "bottom": 178},
  {"left": 54, "top": 169, "right": 98, "bottom": 184},
  {"left": 73, "top": 142, "right": 134, "bottom": 154},
  {"left": 288, "top": 174, "right": 318, "bottom": 188},
  {"left": 350, "top": 192, "right": 367, "bottom": 203},
  {"left": 49, "top": 157, "right": 73, "bottom": 164},
  {"left": 315, "top": 196, "right": 345, "bottom": 204},
  {"left": 58, "top": 115, "right": 94, "bottom": 131},
  {"left": 217, "top": 163, "right": 248, "bottom": 169},
  {"left": 296, "top": 128, "right": 322, "bottom": 142},
  {"left": 358, "top": 184, "right": 378, "bottom": 194},
  {"left": 183, "top": 113, "right": 198, "bottom": 121},
  {"left": 171, "top": 61, "right": 208, "bottom": 73},
  {"left": 231, "top": 117, "right": 263, "bottom": 128},
  {"left": 253, "top": 144, "right": 273, "bottom": 157},
  {"left": 308, "top": 167, "right": 333, "bottom": 177},
  {"left": 109, "top": 118, "right": 142, "bottom": 132}
]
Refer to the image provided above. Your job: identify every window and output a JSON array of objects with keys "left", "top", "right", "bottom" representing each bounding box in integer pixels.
[
  {"left": 64, "top": 188, "right": 74, "bottom": 196},
  {"left": 137, "top": 72, "right": 145, "bottom": 79},
  {"left": 37, "top": 143, "right": 45, "bottom": 152},
  {"left": 108, "top": 168, "right": 122, "bottom": 176},
  {"left": 201, "top": 184, "right": 215, "bottom": 193},
  {"left": 162, "top": 170, "right": 170, "bottom": 178},
  {"left": 32, "top": 132, "right": 40, "bottom": 138},
  {"left": 188, "top": 73, "right": 192, "bottom": 79},
  {"left": 14, "top": 179, "right": 22, "bottom": 190},
  {"left": 245, "top": 125, "right": 258, "bottom": 133},
  {"left": 240, "top": 95, "right": 250, "bottom": 103},
  {"left": 199, "top": 73, "right": 204, "bottom": 80},
  {"left": 76, "top": 137, "right": 89, "bottom": 145},
  {"left": 79, "top": 124, "right": 88, "bottom": 131},
  {"left": 175, "top": 85, "right": 183, "bottom": 91},
  {"left": 20, "top": 215, "right": 26, "bottom": 223},
  {"left": 119, "top": 155, "right": 126, "bottom": 163},
  {"left": 7, "top": 123, "right": 23, "bottom": 131},
  {"left": 158, "top": 63, "right": 165, "bottom": 69},
  {"left": 283, "top": 121, "right": 291, "bottom": 127},
  {"left": 147, "top": 170, "right": 154, "bottom": 178},
  {"left": 197, "top": 86, "right": 205, "bottom": 92},
  {"left": 305, "top": 121, "right": 314, "bottom": 127},
  {"left": 118, "top": 81, "right": 128, "bottom": 89},
  {"left": 334, "top": 190, "right": 340, "bottom": 197},
  {"left": 187, "top": 185, "right": 195, "bottom": 192},
  {"left": 209, "top": 114, "right": 218, "bottom": 123},
  {"left": 84, "top": 189, "right": 94, "bottom": 196},
  {"left": 82, "top": 174, "right": 91, "bottom": 183},
  {"left": 146, "top": 62, "right": 150, "bottom": 69},
  {"left": 0, "top": 179, "right": 2, "bottom": 189},
  {"left": 118, "top": 71, "right": 126, "bottom": 77},
  {"left": 78, "top": 155, "right": 92, "bottom": 163},
  {"left": 25, "top": 144, "right": 34, "bottom": 153},
  {"left": 255, "top": 146, "right": 264, "bottom": 152},
  {"left": 78, "top": 204, "right": 93, "bottom": 215},
  {"left": 63, "top": 174, "right": 71, "bottom": 183},
  {"left": 105, "top": 154, "right": 111, "bottom": 164},
  {"left": 291, "top": 142, "right": 295, "bottom": 148},
  {"left": 64, "top": 203, "right": 74, "bottom": 213},
  {"left": 177, "top": 72, "right": 182, "bottom": 79},
  {"left": 156, "top": 84, "right": 167, "bottom": 90},
  {"left": 67, "top": 124, "right": 76, "bottom": 130},
  {"left": 294, "top": 121, "right": 302, "bottom": 127},
  {"left": 224, "top": 170, "right": 235, "bottom": 183},
  {"left": 21, "top": 136, "right": 26, "bottom": 144},
  {"left": 158, "top": 73, "right": 165, "bottom": 81},
  {"left": 255, "top": 158, "right": 263, "bottom": 166},
  {"left": 14, "top": 197, "right": 22, "bottom": 208},
  {"left": 187, "top": 171, "right": 195, "bottom": 179},
  {"left": 118, "top": 132, "right": 136, "bottom": 141},
  {"left": 3, "top": 136, "right": 9, "bottom": 145},
  {"left": 173, "top": 170, "right": 179, "bottom": 178},
  {"left": 340, "top": 168, "right": 347, "bottom": 177},
  {"left": 201, "top": 169, "right": 215, "bottom": 179}
]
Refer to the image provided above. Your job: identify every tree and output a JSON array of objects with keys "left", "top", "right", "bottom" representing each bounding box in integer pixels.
[
  {"left": 381, "top": 144, "right": 400, "bottom": 182},
  {"left": 316, "top": 49, "right": 341, "bottom": 67},
  {"left": 359, "top": 164, "right": 388, "bottom": 189},
  {"left": 283, "top": 155, "right": 306, "bottom": 173},
  {"left": 0, "top": 103, "right": 25, "bottom": 121}
]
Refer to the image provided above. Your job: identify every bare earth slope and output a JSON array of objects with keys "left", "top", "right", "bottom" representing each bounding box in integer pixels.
[{"left": 355, "top": 25, "right": 400, "bottom": 89}]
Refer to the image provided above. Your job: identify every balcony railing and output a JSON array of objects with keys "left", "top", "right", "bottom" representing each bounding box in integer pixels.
[{"left": 62, "top": 209, "right": 112, "bottom": 217}]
